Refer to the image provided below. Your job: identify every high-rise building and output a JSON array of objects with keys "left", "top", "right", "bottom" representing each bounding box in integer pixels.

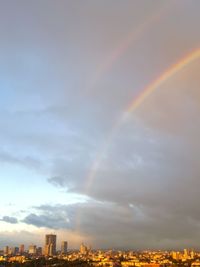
[
  {"left": 4, "top": 246, "right": 9, "bottom": 255},
  {"left": 191, "top": 250, "right": 195, "bottom": 259},
  {"left": 183, "top": 248, "right": 188, "bottom": 259},
  {"left": 44, "top": 234, "right": 57, "bottom": 256},
  {"left": 61, "top": 241, "right": 68, "bottom": 255},
  {"left": 37, "top": 247, "right": 42, "bottom": 256},
  {"left": 29, "top": 245, "right": 37, "bottom": 255},
  {"left": 10, "top": 247, "right": 19, "bottom": 255},
  {"left": 19, "top": 244, "right": 25, "bottom": 255},
  {"left": 8, "top": 247, "right": 12, "bottom": 255},
  {"left": 80, "top": 243, "right": 88, "bottom": 255}
]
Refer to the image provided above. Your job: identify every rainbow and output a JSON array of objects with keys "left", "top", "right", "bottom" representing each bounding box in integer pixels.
[
  {"left": 127, "top": 48, "right": 200, "bottom": 113},
  {"left": 86, "top": 1, "right": 173, "bottom": 94},
  {"left": 75, "top": 47, "right": 200, "bottom": 234},
  {"left": 85, "top": 47, "right": 200, "bottom": 194}
]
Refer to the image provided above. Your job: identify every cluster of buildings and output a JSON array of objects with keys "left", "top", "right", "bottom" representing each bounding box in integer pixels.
[
  {"left": 3, "top": 244, "right": 42, "bottom": 256},
  {"left": 1, "top": 235, "right": 200, "bottom": 267},
  {"left": 0, "top": 234, "right": 68, "bottom": 258},
  {"left": 44, "top": 234, "right": 67, "bottom": 256},
  {"left": 171, "top": 248, "right": 195, "bottom": 261},
  {"left": 55, "top": 249, "right": 200, "bottom": 266},
  {"left": 80, "top": 243, "right": 91, "bottom": 255}
]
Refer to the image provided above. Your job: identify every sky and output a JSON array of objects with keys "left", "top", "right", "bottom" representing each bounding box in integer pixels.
[{"left": 0, "top": 0, "right": 200, "bottom": 250}]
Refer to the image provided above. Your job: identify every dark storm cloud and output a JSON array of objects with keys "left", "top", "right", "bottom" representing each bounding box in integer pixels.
[
  {"left": 44, "top": 104, "right": 200, "bottom": 249},
  {"left": 22, "top": 204, "right": 75, "bottom": 230},
  {"left": 1, "top": 216, "right": 18, "bottom": 224},
  {"left": 23, "top": 213, "right": 70, "bottom": 229},
  {"left": 23, "top": 201, "right": 200, "bottom": 249}
]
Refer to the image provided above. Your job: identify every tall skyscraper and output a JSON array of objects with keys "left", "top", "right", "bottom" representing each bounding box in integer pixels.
[
  {"left": 61, "top": 241, "right": 68, "bottom": 255},
  {"left": 10, "top": 247, "right": 19, "bottom": 255},
  {"left": 80, "top": 243, "right": 88, "bottom": 255},
  {"left": 44, "top": 234, "right": 57, "bottom": 256},
  {"left": 37, "top": 247, "right": 42, "bottom": 256},
  {"left": 4, "top": 246, "right": 9, "bottom": 255},
  {"left": 29, "top": 245, "right": 37, "bottom": 255},
  {"left": 19, "top": 244, "right": 25, "bottom": 255}
]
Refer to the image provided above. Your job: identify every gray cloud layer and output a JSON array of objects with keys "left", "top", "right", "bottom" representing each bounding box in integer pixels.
[
  {"left": 1, "top": 216, "right": 18, "bottom": 224},
  {"left": 1, "top": 0, "right": 200, "bottom": 249},
  {"left": 22, "top": 201, "right": 200, "bottom": 249}
]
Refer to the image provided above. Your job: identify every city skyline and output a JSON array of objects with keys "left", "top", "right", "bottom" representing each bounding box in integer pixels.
[
  {"left": 0, "top": 233, "right": 198, "bottom": 254},
  {"left": 1, "top": 0, "right": 200, "bottom": 249},
  {"left": 1, "top": 234, "right": 66, "bottom": 255}
]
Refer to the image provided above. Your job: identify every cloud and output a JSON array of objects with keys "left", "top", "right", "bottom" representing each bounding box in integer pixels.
[
  {"left": 1, "top": 216, "right": 18, "bottom": 224},
  {"left": 1, "top": 0, "right": 200, "bottom": 249},
  {"left": 43, "top": 109, "right": 200, "bottom": 249},
  {"left": 22, "top": 201, "right": 200, "bottom": 250},
  {"left": 22, "top": 206, "right": 72, "bottom": 230},
  {"left": 0, "top": 151, "right": 42, "bottom": 170},
  {"left": 47, "top": 176, "right": 69, "bottom": 188}
]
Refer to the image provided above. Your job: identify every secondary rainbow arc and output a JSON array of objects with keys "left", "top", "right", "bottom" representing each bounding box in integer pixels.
[
  {"left": 75, "top": 47, "right": 200, "bottom": 236},
  {"left": 85, "top": 47, "right": 200, "bottom": 196}
]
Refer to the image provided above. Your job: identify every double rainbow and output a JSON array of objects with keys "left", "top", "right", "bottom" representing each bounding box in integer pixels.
[{"left": 85, "top": 48, "right": 200, "bottom": 195}]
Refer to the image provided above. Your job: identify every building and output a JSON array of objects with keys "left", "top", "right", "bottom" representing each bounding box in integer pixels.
[
  {"left": 80, "top": 243, "right": 88, "bottom": 255},
  {"left": 61, "top": 241, "right": 68, "bottom": 255},
  {"left": 9, "top": 247, "right": 19, "bottom": 255},
  {"left": 37, "top": 247, "right": 42, "bottom": 256},
  {"left": 19, "top": 244, "right": 25, "bottom": 255},
  {"left": 44, "top": 234, "right": 57, "bottom": 256},
  {"left": 4, "top": 246, "right": 9, "bottom": 255},
  {"left": 29, "top": 245, "right": 37, "bottom": 255},
  {"left": 183, "top": 249, "right": 189, "bottom": 259}
]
